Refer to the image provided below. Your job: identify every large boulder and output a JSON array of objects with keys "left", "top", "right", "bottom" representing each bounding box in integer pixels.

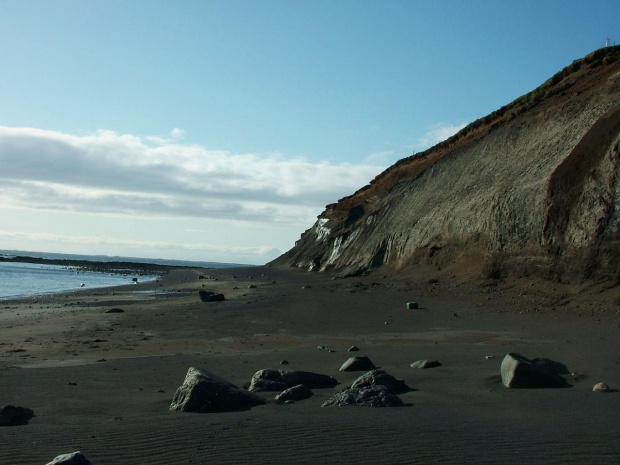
[
  {"left": 249, "top": 369, "right": 338, "bottom": 392},
  {"left": 0, "top": 405, "right": 34, "bottom": 426},
  {"left": 339, "top": 356, "right": 376, "bottom": 372},
  {"left": 274, "top": 384, "right": 313, "bottom": 403},
  {"left": 350, "top": 369, "right": 410, "bottom": 394},
  {"left": 322, "top": 385, "right": 404, "bottom": 407},
  {"left": 46, "top": 451, "right": 91, "bottom": 465},
  {"left": 170, "top": 367, "right": 266, "bottom": 413},
  {"left": 500, "top": 353, "right": 569, "bottom": 388}
]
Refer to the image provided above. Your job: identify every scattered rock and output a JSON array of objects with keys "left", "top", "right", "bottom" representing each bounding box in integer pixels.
[
  {"left": 275, "top": 384, "right": 313, "bottom": 403},
  {"left": 410, "top": 360, "right": 442, "bottom": 369},
  {"left": 500, "top": 353, "right": 569, "bottom": 388},
  {"left": 322, "top": 385, "right": 403, "bottom": 407},
  {"left": 46, "top": 451, "right": 91, "bottom": 465},
  {"left": 348, "top": 345, "right": 360, "bottom": 352},
  {"left": 317, "top": 345, "right": 326, "bottom": 350},
  {"left": 340, "top": 356, "right": 377, "bottom": 372},
  {"left": 592, "top": 382, "right": 611, "bottom": 392},
  {"left": 0, "top": 405, "right": 35, "bottom": 426},
  {"left": 350, "top": 369, "right": 410, "bottom": 394},
  {"left": 170, "top": 367, "right": 266, "bottom": 413},
  {"left": 105, "top": 308, "right": 124, "bottom": 313},
  {"left": 249, "top": 369, "right": 338, "bottom": 392},
  {"left": 198, "top": 291, "right": 225, "bottom": 302}
]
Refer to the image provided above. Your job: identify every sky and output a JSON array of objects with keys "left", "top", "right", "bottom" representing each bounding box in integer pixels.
[{"left": 0, "top": 1, "right": 618, "bottom": 265}]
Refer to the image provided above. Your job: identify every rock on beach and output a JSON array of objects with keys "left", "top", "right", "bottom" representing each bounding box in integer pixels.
[
  {"left": 170, "top": 367, "right": 266, "bottom": 413},
  {"left": 0, "top": 405, "right": 35, "bottom": 426},
  {"left": 45, "top": 451, "right": 91, "bottom": 465},
  {"left": 350, "top": 369, "right": 410, "bottom": 394},
  {"left": 249, "top": 369, "right": 338, "bottom": 392},
  {"left": 322, "top": 385, "right": 404, "bottom": 407},
  {"left": 500, "top": 353, "right": 569, "bottom": 388},
  {"left": 274, "top": 384, "right": 313, "bottom": 403},
  {"left": 339, "top": 356, "right": 376, "bottom": 372}
]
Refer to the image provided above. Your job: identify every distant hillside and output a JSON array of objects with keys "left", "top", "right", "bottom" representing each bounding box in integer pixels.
[{"left": 272, "top": 46, "right": 620, "bottom": 281}]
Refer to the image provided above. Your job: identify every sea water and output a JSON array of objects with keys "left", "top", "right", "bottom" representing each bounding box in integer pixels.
[
  {"left": 0, "top": 261, "right": 156, "bottom": 300},
  {"left": 0, "top": 250, "right": 250, "bottom": 300}
]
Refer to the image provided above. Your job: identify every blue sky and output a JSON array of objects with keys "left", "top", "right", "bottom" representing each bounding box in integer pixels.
[{"left": 0, "top": 1, "right": 618, "bottom": 264}]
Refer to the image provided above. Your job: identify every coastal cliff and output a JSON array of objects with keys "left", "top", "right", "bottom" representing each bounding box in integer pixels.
[{"left": 272, "top": 46, "right": 620, "bottom": 280}]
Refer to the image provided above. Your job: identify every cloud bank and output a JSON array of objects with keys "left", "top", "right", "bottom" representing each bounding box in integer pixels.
[{"left": 0, "top": 126, "right": 386, "bottom": 228}]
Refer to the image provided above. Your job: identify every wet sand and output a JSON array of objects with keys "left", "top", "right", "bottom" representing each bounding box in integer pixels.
[{"left": 1, "top": 265, "right": 619, "bottom": 464}]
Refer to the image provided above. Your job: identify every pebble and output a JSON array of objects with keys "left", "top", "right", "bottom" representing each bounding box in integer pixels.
[{"left": 592, "top": 382, "right": 610, "bottom": 392}]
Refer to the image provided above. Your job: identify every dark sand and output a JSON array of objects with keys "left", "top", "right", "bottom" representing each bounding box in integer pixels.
[{"left": 1, "top": 265, "right": 619, "bottom": 464}]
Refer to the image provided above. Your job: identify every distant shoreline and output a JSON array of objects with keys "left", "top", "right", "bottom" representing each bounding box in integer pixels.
[{"left": 0, "top": 255, "right": 192, "bottom": 276}]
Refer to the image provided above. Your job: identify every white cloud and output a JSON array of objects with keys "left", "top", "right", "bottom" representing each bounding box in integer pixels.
[
  {"left": 0, "top": 126, "right": 385, "bottom": 228},
  {"left": 170, "top": 127, "right": 185, "bottom": 140},
  {"left": 414, "top": 122, "right": 467, "bottom": 150}
]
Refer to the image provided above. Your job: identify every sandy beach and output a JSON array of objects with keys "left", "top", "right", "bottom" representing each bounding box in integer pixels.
[{"left": 1, "top": 264, "right": 619, "bottom": 464}]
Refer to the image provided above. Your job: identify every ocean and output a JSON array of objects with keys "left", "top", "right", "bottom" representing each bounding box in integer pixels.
[{"left": 0, "top": 250, "right": 249, "bottom": 300}]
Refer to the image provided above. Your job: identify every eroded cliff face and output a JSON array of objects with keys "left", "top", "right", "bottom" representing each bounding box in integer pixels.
[{"left": 273, "top": 47, "right": 620, "bottom": 279}]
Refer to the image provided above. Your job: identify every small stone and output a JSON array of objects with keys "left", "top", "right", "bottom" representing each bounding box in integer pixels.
[
  {"left": 406, "top": 302, "right": 419, "bottom": 309},
  {"left": 348, "top": 345, "right": 360, "bottom": 352},
  {"left": 106, "top": 308, "right": 124, "bottom": 313},
  {"left": 592, "top": 382, "right": 610, "bottom": 392},
  {"left": 339, "top": 356, "right": 376, "bottom": 372},
  {"left": 247, "top": 285, "right": 257, "bottom": 289},
  {"left": 485, "top": 355, "right": 495, "bottom": 360},
  {"left": 275, "top": 384, "right": 313, "bottom": 403},
  {"left": 410, "top": 360, "right": 442, "bottom": 369},
  {"left": 46, "top": 451, "right": 91, "bottom": 465},
  {"left": 280, "top": 360, "right": 289, "bottom": 365},
  {"left": 199, "top": 291, "right": 225, "bottom": 302},
  {"left": 317, "top": 345, "right": 326, "bottom": 350}
]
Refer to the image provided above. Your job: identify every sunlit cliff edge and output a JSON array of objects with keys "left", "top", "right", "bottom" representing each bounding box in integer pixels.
[{"left": 271, "top": 46, "right": 620, "bottom": 281}]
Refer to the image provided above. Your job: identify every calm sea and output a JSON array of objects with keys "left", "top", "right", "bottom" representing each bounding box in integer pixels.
[{"left": 0, "top": 250, "right": 249, "bottom": 300}]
